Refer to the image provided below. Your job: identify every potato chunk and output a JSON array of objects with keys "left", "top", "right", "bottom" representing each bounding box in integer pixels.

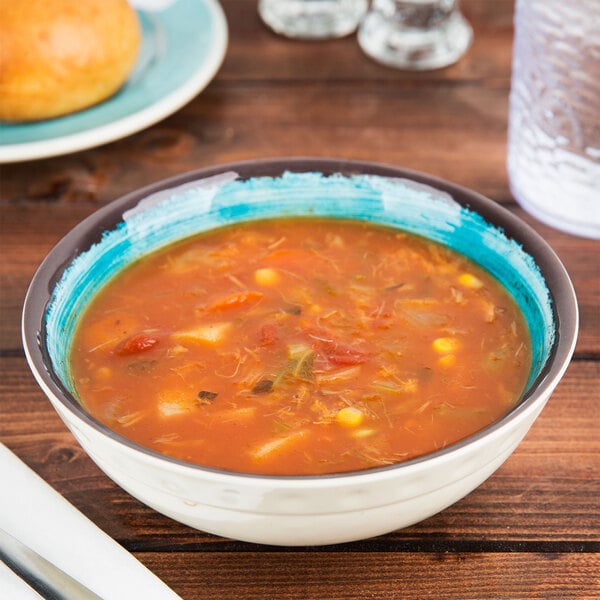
[{"left": 172, "top": 322, "right": 232, "bottom": 346}]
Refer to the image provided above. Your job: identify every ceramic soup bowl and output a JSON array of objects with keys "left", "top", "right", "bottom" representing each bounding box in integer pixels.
[{"left": 23, "top": 158, "right": 578, "bottom": 545}]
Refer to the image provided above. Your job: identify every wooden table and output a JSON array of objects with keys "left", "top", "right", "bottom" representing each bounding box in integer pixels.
[{"left": 1, "top": 1, "right": 598, "bottom": 597}]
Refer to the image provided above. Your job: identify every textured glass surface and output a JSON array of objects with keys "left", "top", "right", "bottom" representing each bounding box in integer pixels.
[
  {"left": 357, "top": 0, "right": 472, "bottom": 70},
  {"left": 258, "top": 0, "right": 368, "bottom": 39},
  {"left": 507, "top": 0, "right": 600, "bottom": 238}
]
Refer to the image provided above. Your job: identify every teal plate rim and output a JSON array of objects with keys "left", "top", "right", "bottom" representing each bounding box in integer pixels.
[{"left": 0, "top": 0, "right": 227, "bottom": 163}]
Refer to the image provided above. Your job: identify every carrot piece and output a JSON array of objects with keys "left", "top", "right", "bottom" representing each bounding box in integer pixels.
[
  {"left": 263, "top": 248, "right": 331, "bottom": 274},
  {"left": 208, "top": 290, "right": 264, "bottom": 311},
  {"left": 264, "top": 248, "right": 311, "bottom": 264}
]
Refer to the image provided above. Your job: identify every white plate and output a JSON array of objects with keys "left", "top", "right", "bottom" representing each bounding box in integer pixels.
[
  {"left": 0, "top": 443, "right": 182, "bottom": 599},
  {"left": 0, "top": 0, "right": 227, "bottom": 163}
]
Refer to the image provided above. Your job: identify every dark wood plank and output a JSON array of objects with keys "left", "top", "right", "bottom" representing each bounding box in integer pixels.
[
  {"left": 0, "top": 2, "right": 597, "bottom": 597},
  {"left": 135, "top": 551, "right": 600, "bottom": 600},
  {"left": 220, "top": 0, "right": 514, "bottom": 83},
  {"left": 0, "top": 3, "right": 516, "bottom": 203},
  {"left": 0, "top": 78, "right": 513, "bottom": 201}
]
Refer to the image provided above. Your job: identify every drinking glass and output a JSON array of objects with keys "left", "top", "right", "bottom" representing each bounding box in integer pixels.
[
  {"left": 357, "top": 0, "right": 472, "bottom": 70},
  {"left": 507, "top": 0, "right": 600, "bottom": 239},
  {"left": 258, "top": 0, "right": 368, "bottom": 40}
]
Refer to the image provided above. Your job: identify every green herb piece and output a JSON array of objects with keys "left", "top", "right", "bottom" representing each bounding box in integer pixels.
[
  {"left": 197, "top": 390, "right": 218, "bottom": 404},
  {"left": 289, "top": 350, "right": 314, "bottom": 380},
  {"left": 272, "top": 419, "right": 292, "bottom": 433},
  {"left": 287, "top": 343, "right": 315, "bottom": 380},
  {"left": 283, "top": 305, "right": 302, "bottom": 315},
  {"left": 252, "top": 379, "right": 274, "bottom": 394},
  {"left": 127, "top": 360, "right": 158, "bottom": 375}
]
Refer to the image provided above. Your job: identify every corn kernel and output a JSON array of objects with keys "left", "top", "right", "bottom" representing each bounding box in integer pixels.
[
  {"left": 438, "top": 354, "right": 456, "bottom": 368},
  {"left": 432, "top": 337, "right": 460, "bottom": 354},
  {"left": 458, "top": 273, "right": 484, "bottom": 290},
  {"left": 96, "top": 366, "right": 112, "bottom": 380},
  {"left": 254, "top": 267, "right": 280, "bottom": 286},
  {"left": 335, "top": 406, "right": 364, "bottom": 427}
]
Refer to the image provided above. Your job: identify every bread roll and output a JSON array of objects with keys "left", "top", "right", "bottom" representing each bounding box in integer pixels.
[{"left": 0, "top": 0, "right": 141, "bottom": 122}]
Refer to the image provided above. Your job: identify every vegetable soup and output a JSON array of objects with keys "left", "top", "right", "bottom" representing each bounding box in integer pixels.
[{"left": 70, "top": 218, "right": 532, "bottom": 475}]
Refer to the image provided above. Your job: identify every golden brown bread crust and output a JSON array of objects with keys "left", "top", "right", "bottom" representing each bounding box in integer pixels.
[{"left": 0, "top": 0, "right": 141, "bottom": 122}]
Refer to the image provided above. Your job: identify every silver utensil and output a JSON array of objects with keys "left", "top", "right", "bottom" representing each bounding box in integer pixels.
[
  {"left": 0, "top": 527, "right": 102, "bottom": 600},
  {"left": 0, "top": 442, "right": 182, "bottom": 599}
]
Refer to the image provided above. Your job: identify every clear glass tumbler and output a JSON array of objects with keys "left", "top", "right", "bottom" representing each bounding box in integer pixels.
[
  {"left": 258, "top": 0, "right": 368, "bottom": 40},
  {"left": 507, "top": 0, "right": 600, "bottom": 239},
  {"left": 357, "top": 0, "right": 472, "bottom": 70}
]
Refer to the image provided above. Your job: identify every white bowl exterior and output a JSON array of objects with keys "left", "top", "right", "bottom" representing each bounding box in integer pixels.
[
  {"left": 46, "top": 383, "right": 551, "bottom": 546},
  {"left": 23, "top": 162, "right": 577, "bottom": 546}
]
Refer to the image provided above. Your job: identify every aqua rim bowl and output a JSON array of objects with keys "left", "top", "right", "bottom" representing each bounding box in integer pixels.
[{"left": 22, "top": 158, "right": 578, "bottom": 545}]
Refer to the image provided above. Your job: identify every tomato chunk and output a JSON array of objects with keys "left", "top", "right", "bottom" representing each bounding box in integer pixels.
[
  {"left": 115, "top": 334, "right": 159, "bottom": 356},
  {"left": 317, "top": 339, "right": 368, "bottom": 366},
  {"left": 259, "top": 323, "right": 279, "bottom": 346}
]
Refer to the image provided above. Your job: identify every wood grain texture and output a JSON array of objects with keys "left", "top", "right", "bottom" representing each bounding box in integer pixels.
[
  {"left": 135, "top": 552, "right": 600, "bottom": 600},
  {"left": 0, "top": 1, "right": 516, "bottom": 201},
  {"left": 0, "top": 1, "right": 597, "bottom": 597}
]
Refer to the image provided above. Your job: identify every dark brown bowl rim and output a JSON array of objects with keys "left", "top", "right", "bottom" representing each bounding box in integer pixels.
[{"left": 22, "top": 157, "right": 579, "bottom": 481}]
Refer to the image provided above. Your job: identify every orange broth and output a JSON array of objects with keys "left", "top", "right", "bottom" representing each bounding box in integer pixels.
[{"left": 70, "top": 218, "right": 532, "bottom": 475}]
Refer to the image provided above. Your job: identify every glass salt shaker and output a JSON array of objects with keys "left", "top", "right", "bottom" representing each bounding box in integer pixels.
[
  {"left": 258, "top": 0, "right": 368, "bottom": 40},
  {"left": 507, "top": 0, "right": 600, "bottom": 239},
  {"left": 357, "top": 0, "right": 472, "bottom": 70}
]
